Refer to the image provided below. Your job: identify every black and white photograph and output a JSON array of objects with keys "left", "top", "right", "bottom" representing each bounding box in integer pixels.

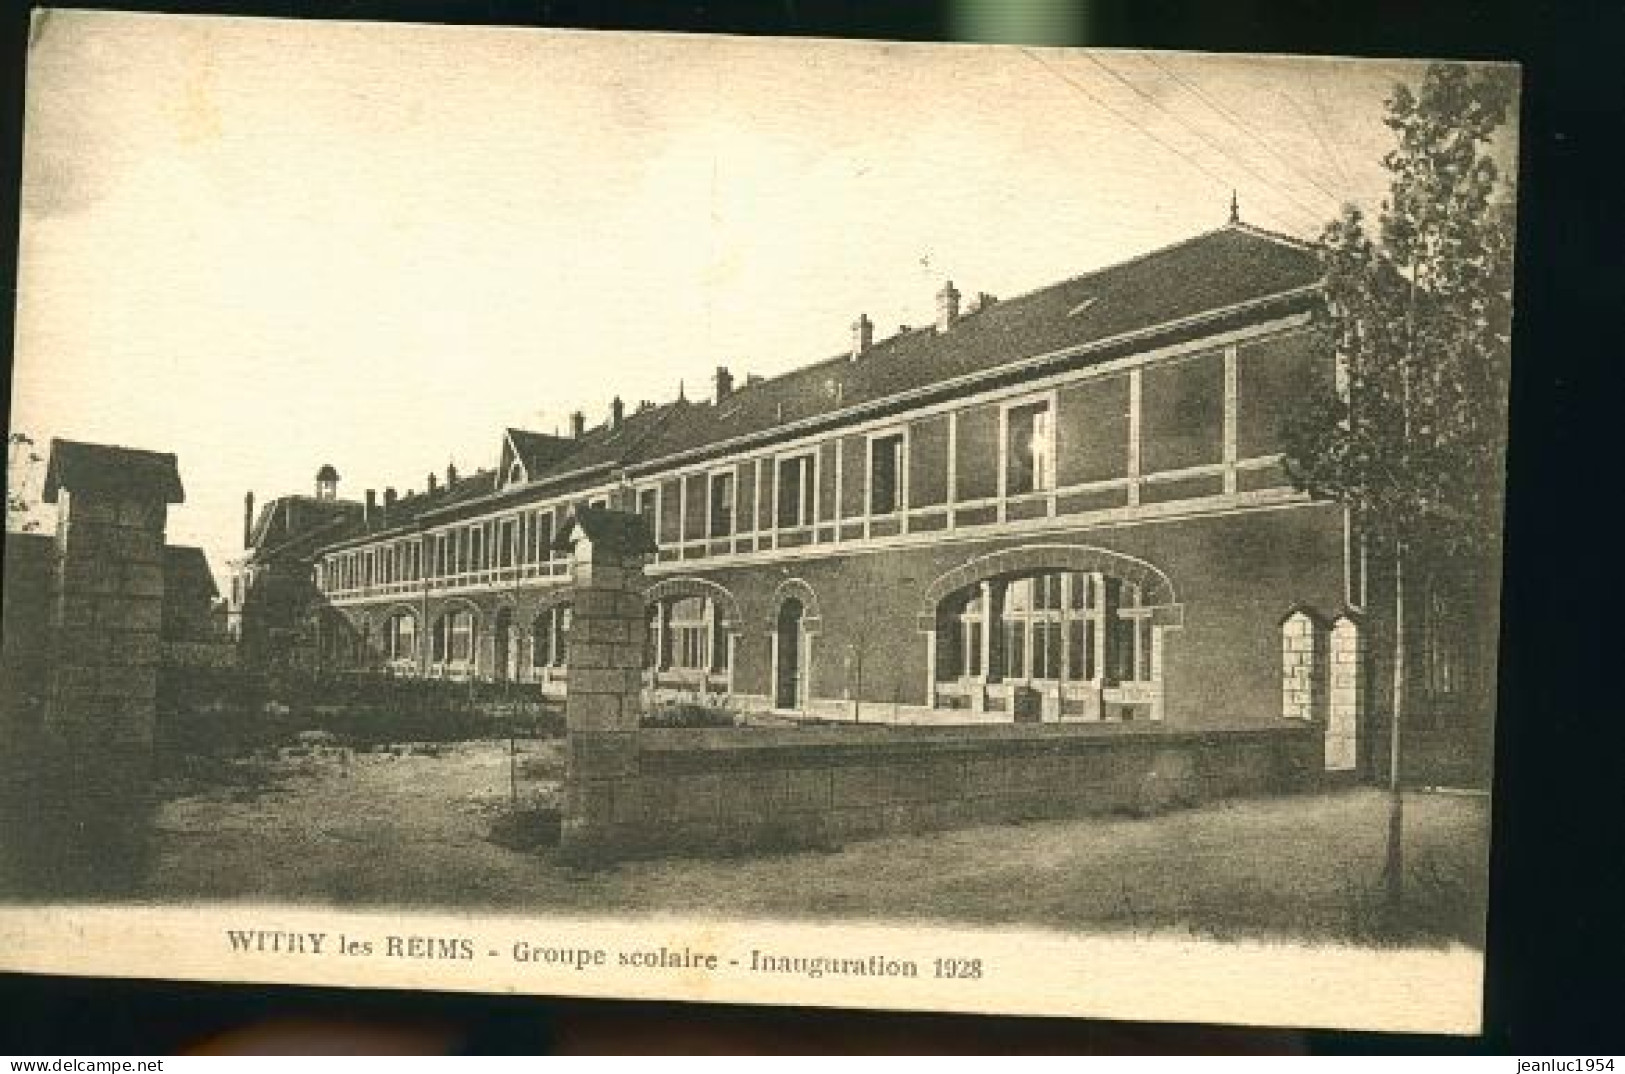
[{"left": 0, "top": 11, "right": 1518, "bottom": 1035}]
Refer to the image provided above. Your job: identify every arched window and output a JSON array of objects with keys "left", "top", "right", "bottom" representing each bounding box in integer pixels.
[
  {"left": 385, "top": 612, "right": 417, "bottom": 667},
  {"left": 430, "top": 608, "right": 477, "bottom": 668},
  {"left": 938, "top": 571, "right": 1147, "bottom": 685},
  {"left": 934, "top": 568, "right": 1161, "bottom": 720},
  {"left": 649, "top": 595, "right": 729, "bottom": 674}
]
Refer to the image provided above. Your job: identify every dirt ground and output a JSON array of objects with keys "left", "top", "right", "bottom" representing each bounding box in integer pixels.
[{"left": 139, "top": 738, "right": 1489, "bottom": 945}]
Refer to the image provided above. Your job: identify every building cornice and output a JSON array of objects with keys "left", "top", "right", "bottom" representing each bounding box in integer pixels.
[{"left": 311, "top": 281, "right": 1321, "bottom": 560}]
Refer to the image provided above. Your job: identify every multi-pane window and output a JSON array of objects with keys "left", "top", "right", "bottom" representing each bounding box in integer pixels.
[
  {"left": 870, "top": 433, "right": 905, "bottom": 515},
  {"left": 1066, "top": 573, "right": 1106, "bottom": 681},
  {"left": 776, "top": 454, "right": 816, "bottom": 528},
  {"left": 1108, "top": 579, "right": 1153, "bottom": 684},
  {"left": 709, "top": 472, "right": 735, "bottom": 537},
  {"left": 939, "top": 571, "right": 1151, "bottom": 685},
  {"left": 1000, "top": 576, "right": 1065, "bottom": 680},
  {"left": 653, "top": 596, "right": 730, "bottom": 674},
  {"left": 670, "top": 596, "right": 712, "bottom": 670},
  {"left": 1005, "top": 401, "right": 1054, "bottom": 495}
]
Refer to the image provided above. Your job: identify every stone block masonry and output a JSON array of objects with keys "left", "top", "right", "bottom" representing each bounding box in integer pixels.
[
  {"left": 555, "top": 505, "right": 657, "bottom": 864},
  {"left": 29, "top": 440, "right": 185, "bottom": 889},
  {"left": 594, "top": 722, "right": 1322, "bottom": 858}
]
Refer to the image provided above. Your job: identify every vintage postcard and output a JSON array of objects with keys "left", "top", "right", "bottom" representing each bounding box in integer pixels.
[{"left": 1, "top": 12, "right": 1517, "bottom": 1035}]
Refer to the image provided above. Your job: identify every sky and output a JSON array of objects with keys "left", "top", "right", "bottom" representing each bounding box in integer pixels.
[{"left": 9, "top": 12, "right": 1510, "bottom": 584}]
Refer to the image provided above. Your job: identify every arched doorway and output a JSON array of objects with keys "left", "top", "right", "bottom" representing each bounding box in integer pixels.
[{"left": 775, "top": 597, "right": 805, "bottom": 710}]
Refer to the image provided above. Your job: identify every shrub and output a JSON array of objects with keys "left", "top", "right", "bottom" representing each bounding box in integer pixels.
[{"left": 641, "top": 700, "right": 739, "bottom": 729}]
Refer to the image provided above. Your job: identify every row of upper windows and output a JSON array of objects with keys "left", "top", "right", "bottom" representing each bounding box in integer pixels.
[{"left": 317, "top": 330, "right": 1321, "bottom": 593}]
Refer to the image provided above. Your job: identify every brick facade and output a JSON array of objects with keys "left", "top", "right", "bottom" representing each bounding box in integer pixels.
[{"left": 229, "top": 223, "right": 1495, "bottom": 785}]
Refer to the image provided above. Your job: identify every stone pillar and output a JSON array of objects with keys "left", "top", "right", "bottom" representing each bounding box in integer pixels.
[
  {"left": 1326, "top": 615, "right": 1365, "bottom": 773},
  {"left": 553, "top": 506, "right": 655, "bottom": 863},
  {"left": 37, "top": 440, "right": 184, "bottom": 887}
]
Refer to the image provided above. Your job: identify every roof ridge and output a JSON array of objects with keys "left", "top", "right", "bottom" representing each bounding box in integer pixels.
[
  {"left": 778, "top": 223, "right": 1320, "bottom": 376},
  {"left": 1225, "top": 219, "right": 1320, "bottom": 252},
  {"left": 1029, "top": 221, "right": 1316, "bottom": 298}
]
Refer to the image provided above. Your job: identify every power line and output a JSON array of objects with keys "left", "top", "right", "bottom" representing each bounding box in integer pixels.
[
  {"left": 1141, "top": 52, "right": 1345, "bottom": 206},
  {"left": 1083, "top": 52, "right": 1333, "bottom": 227},
  {"left": 1022, "top": 49, "right": 1280, "bottom": 229},
  {"left": 1305, "top": 66, "right": 1358, "bottom": 191}
]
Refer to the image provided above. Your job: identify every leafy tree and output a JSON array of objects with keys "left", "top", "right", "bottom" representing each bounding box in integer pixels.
[
  {"left": 1282, "top": 63, "right": 1516, "bottom": 917},
  {"left": 6, "top": 432, "right": 44, "bottom": 533}
]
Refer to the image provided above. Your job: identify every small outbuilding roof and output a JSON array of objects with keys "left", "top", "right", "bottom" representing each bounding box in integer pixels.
[
  {"left": 43, "top": 438, "right": 185, "bottom": 504},
  {"left": 550, "top": 505, "right": 658, "bottom": 556}
]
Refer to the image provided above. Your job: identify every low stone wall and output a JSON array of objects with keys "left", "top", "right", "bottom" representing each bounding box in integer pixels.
[{"left": 588, "top": 720, "right": 1323, "bottom": 857}]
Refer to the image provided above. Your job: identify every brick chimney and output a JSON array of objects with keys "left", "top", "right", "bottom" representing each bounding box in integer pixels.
[
  {"left": 714, "top": 366, "right": 735, "bottom": 404},
  {"left": 364, "top": 488, "right": 377, "bottom": 525},
  {"left": 243, "top": 491, "right": 255, "bottom": 548},
  {"left": 936, "top": 280, "right": 961, "bottom": 333},
  {"left": 383, "top": 487, "right": 397, "bottom": 523},
  {"left": 850, "top": 314, "right": 874, "bottom": 360},
  {"left": 446, "top": 461, "right": 458, "bottom": 486},
  {"left": 570, "top": 411, "right": 586, "bottom": 439},
  {"left": 611, "top": 396, "right": 625, "bottom": 430},
  {"left": 427, "top": 471, "right": 438, "bottom": 494}
]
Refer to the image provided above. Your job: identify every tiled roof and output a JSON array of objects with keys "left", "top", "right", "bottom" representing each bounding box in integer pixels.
[
  {"left": 312, "top": 223, "right": 1318, "bottom": 552},
  {"left": 626, "top": 224, "right": 1318, "bottom": 466},
  {"left": 506, "top": 429, "right": 572, "bottom": 478}
]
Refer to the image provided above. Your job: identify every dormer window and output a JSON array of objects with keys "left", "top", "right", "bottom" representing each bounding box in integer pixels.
[{"left": 507, "top": 460, "right": 526, "bottom": 486}]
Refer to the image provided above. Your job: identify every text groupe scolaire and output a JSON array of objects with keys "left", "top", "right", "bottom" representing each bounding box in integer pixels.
[
  {"left": 512, "top": 941, "right": 717, "bottom": 971},
  {"left": 223, "top": 930, "right": 933, "bottom": 980}
]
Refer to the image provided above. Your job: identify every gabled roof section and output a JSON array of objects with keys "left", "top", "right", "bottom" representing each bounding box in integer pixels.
[
  {"left": 43, "top": 439, "right": 184, "bottom": 504},
  {"left": 248, "top": 495, "right": 360, "bottom": 552},
  {"left": 500, "top": 428, "right": 572, "bottom": 488}
]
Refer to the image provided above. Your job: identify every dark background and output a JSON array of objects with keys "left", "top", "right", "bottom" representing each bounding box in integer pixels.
[{"left": 1, "top": 0, "right": 1620, "bottom": 1055}]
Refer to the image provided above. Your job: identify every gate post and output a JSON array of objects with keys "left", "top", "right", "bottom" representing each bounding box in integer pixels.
[
  {"left": 552, "top": 506, "right": 656, "bottom": 863},
  {"left": 39, "top": 440, "right": 184, "bottom": 886}
]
